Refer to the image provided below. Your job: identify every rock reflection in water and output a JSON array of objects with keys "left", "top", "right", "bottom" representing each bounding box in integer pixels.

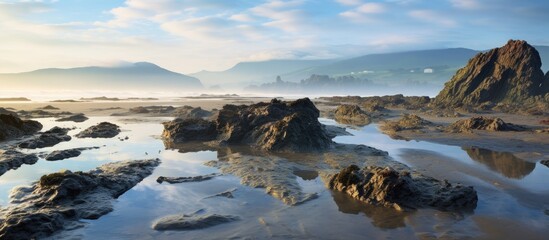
[
  {"left": 330, "top": 190, "right": 409, "bottom": 229},
  {"left": 463, "top": 147, "right": 535, "bottom": 179},
  {"left": 293, "top": 169, "right": 319, "bottom": 181}
]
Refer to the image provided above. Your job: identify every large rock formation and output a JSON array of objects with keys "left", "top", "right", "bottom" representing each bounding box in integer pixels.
[
  {"left": 434, "top": 40, "right": 549, "bottom": 107},
  {"left": 446, "top": 116, "right": 526, "bottom": 133},
  {"left": 162, "top": 98, "right": 333, "bottom": 152},
  {"left": 0, "top": 159, "right": 160, "bottom": 239},
  {"left": 334, "top": 104, "right": 371, "bottom": 126},
  {"left": 18, "top": 127, "right": 71, "bottom": 149},
  {"left": 76, "top": 122, "right": 120, "bottom": 138},
  {"left": 0, "top": 150, "right": 38, "bottom": 176},
  {"left": 0, "top": 114, "right": 43, "bottom": 142},
  {"left": 329, "top": 165, "right": 478, "bottom": 211}
]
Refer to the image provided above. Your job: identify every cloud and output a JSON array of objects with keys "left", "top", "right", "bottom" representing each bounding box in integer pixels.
[
  {"left": 339, "top": 2, "right": 385, "bottom": 23},
  {"left": 335, "top": 0, "right": 363, "bottom": 6},
  {"left": 409, "top": 10, "right": 457, "bottom": 27},
  {"left": 450, "top": 0, "right": 482, "bottom": 10},
  {"left": 357, "top": 3, "right": 386, "bottom": 13}
]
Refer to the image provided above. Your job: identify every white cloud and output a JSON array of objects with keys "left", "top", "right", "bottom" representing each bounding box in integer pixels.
[
  {"left": 335, "top": 0, "right": 363, "bottom": 6},
  {"left": 450, "top": 0, "right": 482, "bottom": 10},
  {"left": 357, "top": 3, "right": 386, "bottom": 13},
  {"left": 409, "top": 10, "right": 457, "bottom": 27}
]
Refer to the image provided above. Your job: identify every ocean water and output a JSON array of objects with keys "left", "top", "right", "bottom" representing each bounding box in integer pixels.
[{"left": 0, "top": 117, "right": 548, "bottom": 239}]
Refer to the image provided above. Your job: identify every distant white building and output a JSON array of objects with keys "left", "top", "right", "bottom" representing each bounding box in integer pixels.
[{"left": 423, "top": 68, "right": 434, "bottom": 73}]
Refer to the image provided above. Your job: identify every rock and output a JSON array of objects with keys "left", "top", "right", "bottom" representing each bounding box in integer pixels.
[
  {"left": 321, "top": 94, "right": 431, "bottom": 110},
  {"left": 16, "top": 110, "right": 73, "bottom": 119},
  {"left": 152, "top": 213, "right": 239, "bottom": 231},
  {"left": 0, "top": 159, "right": 160, "bottom": 239},
  {"left": 0, "top": 114, "right": 43, "bottom": 141},
  {"left": 162, "top": 118, "right": 218, "bottom": 143},
  {"left": 323, "top": 125, "right": 352, "bottom": 138},
  {"left": 434, "top": 40, "right": 549, "bottom": 108},
  {"left": 18, "top": 127, "right": 71, "bottom": 149},
  {"left": 163, "top": 98, "right": 333, "bottom": 152},
  {"left": 39, "top": 105, "right": 59, "bottom": 110},
  {"left": 539, "top": 119, "right": 549, "bottom": 125},
  {"left": 205, "top": 188, "right": 237, "bottom": 199},
  {"left": 156, "top": 173, "right": 220, "bottom": 184},
  {"left": 56, "top": 113, "right": 88, "bottom": 123},
  {"left": 0, "top": 150, "right": 38, "bottom": 176},
  {"left": 380, "top": 114, "right": 434, "bottom": 133},
  {"left": 446, "top": 116, "right": 526, "bottom": 133},
  {"left": 329, "top": 165, "right": 478, "bottom": 211},
  {"left": 76, "top": 122, "right": 120, "bottom": 138},
  {"left": 540, "top": 160, "right": 549, "bottom": 168},
  {"left": 45, "top": 147, "right": 100, "bottom": 161},
  {"left": 334, "top": 104, "right": 371, "bottom": 126}
]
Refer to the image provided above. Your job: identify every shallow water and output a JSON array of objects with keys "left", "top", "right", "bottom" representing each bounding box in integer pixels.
[{"left": 0, "top": 117, "right": 548, "bottom": 239}]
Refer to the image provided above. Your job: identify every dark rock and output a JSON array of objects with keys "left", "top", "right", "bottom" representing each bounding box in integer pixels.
[
  {"left": 434, "top": 40, "right": 549, "bottom": 108},
  {"left": 156, "top": 173, "right": 220, "bottom": 184},
  {"left": 76, "top": 122, "right": 120, "bottom": 138},
  {"left": 162, "top": 118, "right": 217, "bottom": 143},
  {"left": 56, "top": 113, "right": 88, "bottom": 123},
  {"left": 39, "top": 105, "right": 59, "bottom": 110},
  {"left": 152, "top": 213, "right": 239, "bottom": 231},
  {"left": 0, "top": 114, "right": 43, "bottom": 141},
  {"left": 446, "top": 116, "right": 526, "bottom": 133},
  {"left": 540, "top": 160, "right": 549, "bottom": 168},
  {"left": 16, "top": 110, "right": 73, "bottom": 119},
  {"left": 0, "top": 159, "right": 160, "bottom": 239},
  {"left": 45, "top": 147, "right": 100, "bottom": 161},
  {"left": 334, "top": 104, "right": 371, "bottom": 126},
  {"left": 205, "top": 188, "right": 237, "bottom": 199},
  {"left": 329, "top": 165, "right": 478, "bottom": 211},
  {"left": 18, "top": 127, "right": 71, "bottom": 149},
  {"left": 0, "top": 150, "right": 38, "bottom": 176}
]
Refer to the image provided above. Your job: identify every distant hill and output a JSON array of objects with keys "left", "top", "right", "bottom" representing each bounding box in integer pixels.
[
  {"left": 0, "top": 62, "right": 203, "bottom": 91},
  {"left": 190, "top": 59, "right": 336, "bottom": 86}
]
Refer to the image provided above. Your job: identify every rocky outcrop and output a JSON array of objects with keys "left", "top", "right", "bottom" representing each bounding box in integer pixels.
[
  {"left": 540, "top": 159, "right": 549, "bottom": 168},
  {"left": 434, "top": 40, "right": 549, "bottom": 107},
  {"left": 380, "top": 114, "right": 434, "bottom": 133},
  {"left": 163, "top": 98, "right": 333, "bottom": 152},
  {"left": 44, "top": 147, "right": 100, "bottom": 161},
  {"left": 18, "top": 127, "right": 71, "bottom": 149},
  {"left": 0, "top": 159, "right": 160, "bottom": 239},
  {"left": 0, "top": 150, "right": 38, "bottom": 176},
  {"left": 152, "top": 213, "right": 239, "bottom": 231},
  {"left": 76, "top": 122, "right": 120, "bottom": 138},
  {"left": 156, "top": 173, "right": 220, "bottom": 184},
  {"left": 329, "top": 165, "right": 478, "bottom": 211},
  {"left": 56, "top": 113, "right": 88, "bottom": 123},
  {"left": 334, "top": 104, "right": 371, "bottom": 126},
  {"left": 161, "top": 118, "right": 217, "bottom": 143},
  {"left": 0, "top": 114, "right": 43, "bottom": 142},
  {"left": 446, "top": 117, "right": 526, "bottom": 133},
  {"left": 320, "top": 94, "right": 430, "bottom": 110},
  {"left": 39, "top": 105, "right": 59, "bottom": 110}
]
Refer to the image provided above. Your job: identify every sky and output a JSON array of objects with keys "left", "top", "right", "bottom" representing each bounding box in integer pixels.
[{"left": 0, "top": 0, "right": 548, "bottom": 74}]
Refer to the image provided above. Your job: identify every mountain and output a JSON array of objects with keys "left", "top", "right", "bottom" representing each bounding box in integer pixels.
[
  {"left": 434, "top": 40, "right": 549, "bottom": 107},
  {"left": 190, "top": 59, "right": 337, "bottom": 87},
  {"left": 0, "top": 62, "right": 203, "bottom": 91}
]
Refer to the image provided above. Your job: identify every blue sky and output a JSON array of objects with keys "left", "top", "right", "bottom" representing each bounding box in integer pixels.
[{"left": 0, "top": 0, "right": 548, "bottom": 73}]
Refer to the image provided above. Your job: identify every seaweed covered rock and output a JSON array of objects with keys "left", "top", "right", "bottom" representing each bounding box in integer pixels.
[
  {"left": 76, "top": 122, "right": 120, "bottom": 138},
  {"left": 162, "top": 118, "right": 217, "bottom": 143},
  {"left": 162, "top": 98, "right": 333, "bottom": 152},
  {"left": 446, "top": 116, "right": 526, "bottom": 133},
  {"left": 329, "top": 165, "right": 478, "bottom": 211},
  {"left": 334, "top": 104, "right": 371, "bottom": 126},
  {"left": 18, "top": 127, "right": 71, "bottom": 149},
  {"left": 0, "top": 159, "right": 160, "bottom": 239},
  {"left": 0, "top": 150, "right": 38, "bottom": 176},
  {"left": 434, "top": 40, "right": 549, "bottom": 108},
  {"left": 0, "top": 114, "right": 43, "bottom": 142}
]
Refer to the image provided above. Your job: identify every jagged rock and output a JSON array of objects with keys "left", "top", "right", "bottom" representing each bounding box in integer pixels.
[
  {"left": 76, "top": 122, "right": 120, "bottom": 138},
  {"left": 0, "top": 150, "right": 38, "bottom": 176},
  {"left": 18, "top": 127, "right": 71, "bottom": 149},
  {"left": 0, "top": 159, "right": 160, "bottom": 239},
  {"left": 434, "top": 40, "right": 549, "bottom": 107},
  {"left": 540, "top": 160, "right": 549, "bottom": 168},
  {"left": 446, "top": 117, "right": 526, "bottom": 133},
  {"left": 163, "top": 98, "right": 333, "bottom": 152},
  {"left": 0, "top": 114, "right": 43, "bottom": 141},
  {"left": 334, "top": 104, "right": 371, "bottom": 126},
  {"left": 156, "top": 173, "right": 220, "bottom": 184},
  {"left": 56, "top": 113, "right": 88, "bottom": 123},
  {"left": 380, "top": 114, "right": 433, "bottom": 133},
  {"left": 162, "top": 118, "right": 217, "bottom": 143},
  {"left": 329, "top": 165, "right": 478, "bottom": 211},
  {"left": 152, "top": 213, "right": 239, "bottom": 231},
  {"left": 44, "top": 147, "right": 100, "bottom": 161}
]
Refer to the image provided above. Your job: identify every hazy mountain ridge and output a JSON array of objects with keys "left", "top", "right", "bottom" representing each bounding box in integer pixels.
[{"left": 0, "top": 62, "right": 203, "bottom": 91}]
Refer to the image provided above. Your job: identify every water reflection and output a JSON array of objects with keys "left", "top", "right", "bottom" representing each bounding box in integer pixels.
[
  {"left": 463, "top": 147, "right": 535, "bottom": 179},
  {"left": 293, "top": 169, "right": 319, "bottom": 181},
  {"left": 330, "top": 190, "right": 409, "bottom": 229}
]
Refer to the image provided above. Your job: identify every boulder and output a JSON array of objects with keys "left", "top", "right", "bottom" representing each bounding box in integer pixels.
[
  {"left": 156, "top": 173, "right": 220, "bottom": 184},
  {"left": 162, "top": 118, "right": 217, "bottom": 143},
  {"left": 18, "top": 127, "right": 71, "bottom": 149},
  {"left": 45, "top": 147, "right": 100, "bottom": 161},
  {"left": 56, "top": 113, "right": 88, "bottom": 123},
  {"left": 334, "top": 104, "right": 371, "bottom": 126},
  {"left": 0, "top": 159, "right": 160, "bottom": 239},
  {"left": 0, "top": 114, "right": 43, "bottom": 141},
  {"left": 434, "top": 40, "right": 549, "bottom": 107},
  {"left": 76, "top": 122, "right": 120, "bottom": 138},
  {"left": 152, "top": 213, "right": 239, "bottom": 231},
  {"left": 329, "top": 165, "right": 478, "bottom": 211},
  {"left": 446, "top": 116, "right": 526, "bottom": 133},
  {"left": 380, "top": 114, "right": 433, "bottom": 133},
  {"left": 0, "top": 150, "right": 38, "bottom": 176}
]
